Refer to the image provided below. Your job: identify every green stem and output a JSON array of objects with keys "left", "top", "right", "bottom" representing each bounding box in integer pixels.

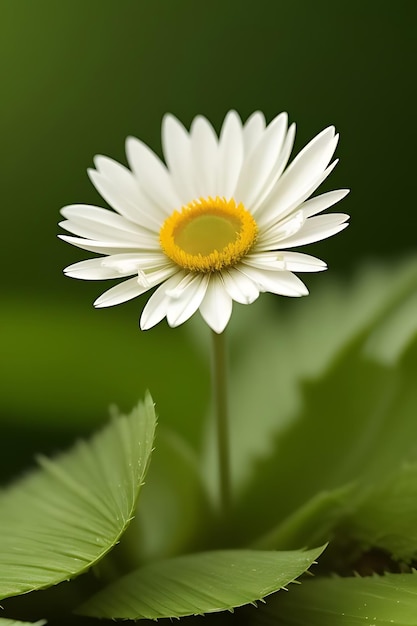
[{"left": 211, "top": 329, "right": 231, "bottom": 513}]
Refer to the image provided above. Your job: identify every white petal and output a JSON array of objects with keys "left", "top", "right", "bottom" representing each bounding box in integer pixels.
[
  {"left": 259, "top": 127, "right": 338, "bottom": 224},
  {"left": 125, "top": 136, "right": 181, "bottom": 215},
  {"left": 162, "top": 114, "right": 197, "bottom": 204},
  {"left": 301, "top": 189, "right": 350, "bottom": 218},
  {"left": 256, "top": 210, "right": 305, "bottom": 251},
  {"left": 258, "top": 160, "right": 339, "bottom": 230},
  {"left": 88, "top": 166, "right": 160, "bottom": 231},
  {"left": 275, "top": 213, "right": 350, "bottom": 249},
  {"left": 64, "top": 256, "right": 141, "bottom": 280},
  {"left": 235, "top": 112, "right": 288, "bottom": 208},
  {"left": 253, "top": 123, "right": 296, "bottom": 213},
  {"left": 189, "top": 116, "right": 219, "bottom": 198},
  {"left": 58, "top": 233, "right": 159, "bottom": 255},
  {"left": 222, "top": 268, "right": 260, "bottom": 304},
  {"left": 243, "top": 251, "right": 286, "bottom": 271},
  {"left": 242, "top": 111, "right": 266, "bottom": 156},
  {"left": 58, "top": 217, "right": 141, "bottom": 244},
  {"left": 93, "top": 276, "right": 151, "bottom": 308},
  {"left": 280, "top": 251, "right": 327, "bottom": 272},
  {"left": 216, "top": 111, "right": 244, "bottom": 199},
  {"left": 101, "top": 252, "right": 170, "bottom": 272},
  {"left": 240, "top": 266, "right": 309, "bottom": 297},
  {"left": 245, "top": 251, "right": 327, "bottom": 273},
  {"left": 61, "top": 204, "right": 144, "bottom": 235},
  {"left": 137, "top": 263, "right": 179, "bottom": 290},
  {"left": 280, "top": 126, "right": 338, "bottom": 190},
  {"left": 94, "top": 265, "right": 177, "bottom": 308},
  {"left": 199, "top": 274, "right": 233, "bottom": 334},
  {"left": 166, "top": 273, "right": 209, "bottom": 327},
  {"left": 140, "top": 270, "right": 186, "bottom": 330}
]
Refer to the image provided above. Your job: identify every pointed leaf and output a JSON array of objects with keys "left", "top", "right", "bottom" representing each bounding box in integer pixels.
[
  {"left": 78, "top": 547, "right": 323, "bottom": 620},
  {"left": 249, "top": 572, "right": 417, "bottom": 625},
  {"left": 235, "top": 323, "right": 417, "bottom": 544},
  {"left": 0, "top": 393, "right": 156, "bottom": 599}
]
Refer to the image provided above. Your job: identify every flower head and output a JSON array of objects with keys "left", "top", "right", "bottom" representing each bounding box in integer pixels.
[{"left": 59, "top": 111, "right": 349, "bottom": 333}]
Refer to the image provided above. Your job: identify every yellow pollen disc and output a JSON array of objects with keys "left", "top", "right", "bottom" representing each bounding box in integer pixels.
[{"left": 159, "top": 197, "right": 258, "bottom": 272}]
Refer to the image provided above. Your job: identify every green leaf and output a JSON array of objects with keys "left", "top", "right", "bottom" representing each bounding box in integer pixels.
[
  {"left": 0, "top": 393, "right": 156, "bottom": 600},
  {"left": 345, "top": 462, "right": 417, "bottom": 562},
  {"left": 0, "top": 621, "right": 46, "bottom": 626},
  {"left": 78, "top": 547, "right": 324, "bottom": 620},
  {"left": 248, "top": 572, "right": 417, "bottom": 625},
  {"left": 234, "top": 308, "right": 417, "bottom": 546}
]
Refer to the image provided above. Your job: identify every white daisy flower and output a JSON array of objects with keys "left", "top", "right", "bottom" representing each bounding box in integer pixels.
[{"left": 59, "top": 111, "right": 349, "bottom": 333}]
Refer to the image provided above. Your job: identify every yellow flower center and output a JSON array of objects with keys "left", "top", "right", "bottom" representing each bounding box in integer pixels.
[{"left": 159, "top": 197, "right": 258, "bottom": 272}]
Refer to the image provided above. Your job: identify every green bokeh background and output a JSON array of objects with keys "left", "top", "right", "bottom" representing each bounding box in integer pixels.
[{"left": 1, "top": 1, "right": 416, "bottom": 476}]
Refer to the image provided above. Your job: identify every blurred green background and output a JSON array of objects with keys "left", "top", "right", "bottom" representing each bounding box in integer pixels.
[{"left": 1, "top": 0, "right": 416, "bottom": 478}]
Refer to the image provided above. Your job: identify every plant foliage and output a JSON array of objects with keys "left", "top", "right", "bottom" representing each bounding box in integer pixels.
[{"left": 0, "top": 394, "right": 156, "bottom": 599}]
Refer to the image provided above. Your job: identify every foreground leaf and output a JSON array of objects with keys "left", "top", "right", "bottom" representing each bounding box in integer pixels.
[
  {"left": 248, "top": 572, "right": 417, "bottom": 625},
  {"left": 78, "top": 547, "right": 323, "bottom": 620},
  {"left": 0, "top": 393, "right": 156, "bottom": 600}
]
